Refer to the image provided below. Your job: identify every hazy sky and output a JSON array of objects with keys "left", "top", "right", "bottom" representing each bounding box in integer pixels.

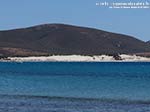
[{"left": 0, "top": 0, "right": 149, "bottom": 41}]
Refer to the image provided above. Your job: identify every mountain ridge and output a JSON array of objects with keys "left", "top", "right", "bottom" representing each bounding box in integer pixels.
[{"left": 147, "top": 40, "right": 150, "bottom": 44}]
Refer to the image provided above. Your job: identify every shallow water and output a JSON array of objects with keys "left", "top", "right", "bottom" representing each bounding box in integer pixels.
[{"left": 0, "top": 62, "right": 150, "bottom": 112}]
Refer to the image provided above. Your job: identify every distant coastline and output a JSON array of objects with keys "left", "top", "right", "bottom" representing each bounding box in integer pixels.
[
  {"left": 0, "top": 24, "right": 150, "bottom": 59},
  {"left": 1, "top": 54, "right": 150, "bottom": 62}
]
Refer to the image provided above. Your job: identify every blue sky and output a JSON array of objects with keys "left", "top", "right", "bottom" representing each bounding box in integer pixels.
[{"left": 0, "top": 0, "right": 149, "bottom": 41}]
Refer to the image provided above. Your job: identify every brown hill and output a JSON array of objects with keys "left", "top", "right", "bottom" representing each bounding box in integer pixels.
[{"left": 0, "top": 24, "right": 150, "bottom": 57}]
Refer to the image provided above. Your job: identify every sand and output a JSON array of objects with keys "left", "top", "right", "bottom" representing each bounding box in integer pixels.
[{"left": 1, "top": 54, "right": 150, "bottom": 62}]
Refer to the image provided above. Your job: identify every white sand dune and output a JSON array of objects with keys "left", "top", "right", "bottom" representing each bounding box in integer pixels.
[{"left": 1, "top": 54, "right": 150, "bottom": 62}]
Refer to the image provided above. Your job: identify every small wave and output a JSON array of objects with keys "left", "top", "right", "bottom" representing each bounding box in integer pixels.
[{"left": 1, "top": 94, "right": 150, "bottom": 105}]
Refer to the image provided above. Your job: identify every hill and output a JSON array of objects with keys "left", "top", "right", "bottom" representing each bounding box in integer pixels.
[
  {"left": 0, "top": 24, "right": 150, "bottom": 57},
  {"left": 147, "top": 41, "right": 150, "bottom": 44}
]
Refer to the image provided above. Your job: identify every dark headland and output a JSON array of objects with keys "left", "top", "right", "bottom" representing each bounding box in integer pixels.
[{"left": 0, "top": 23, "right": 150, "bottom": 58}]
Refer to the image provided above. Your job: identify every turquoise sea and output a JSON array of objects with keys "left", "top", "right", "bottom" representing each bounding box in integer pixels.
[{"left": 0, "top": 62, "right": 150, "bottom": 112}]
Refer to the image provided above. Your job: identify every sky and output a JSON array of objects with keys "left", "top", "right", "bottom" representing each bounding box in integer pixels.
[{"left": 0, "top": 0, "right": 149, "bottom": 41}]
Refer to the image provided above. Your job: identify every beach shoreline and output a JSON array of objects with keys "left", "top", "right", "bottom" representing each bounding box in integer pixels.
[{"left": 0, "top": 54, "right": 150, "bottom": 62}]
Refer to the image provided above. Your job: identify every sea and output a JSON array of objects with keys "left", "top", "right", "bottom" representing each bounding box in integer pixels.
[{"left": 0, "top": 62, "right": 150, "bottom": 112}]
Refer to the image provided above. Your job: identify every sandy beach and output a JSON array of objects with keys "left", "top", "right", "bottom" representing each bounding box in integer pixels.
[{"left": 1, "top": 54, "right": 150, "bottom": 62}]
